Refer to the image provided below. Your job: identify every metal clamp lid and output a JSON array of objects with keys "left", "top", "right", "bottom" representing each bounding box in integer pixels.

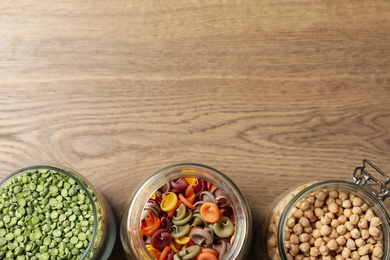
[{"left": 353, "top": 159, "right": 390, "bottom": 201}]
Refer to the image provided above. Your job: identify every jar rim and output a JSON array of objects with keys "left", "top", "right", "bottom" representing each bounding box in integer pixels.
[
  {"left": 1, "top": 165, "right": 99, "bottom": 260},
  {"left": 277, "top": 180, "right": 390, "bottom": 259},
  {"left": 121, "top": 163, "right": 252, "bottom": 260}
]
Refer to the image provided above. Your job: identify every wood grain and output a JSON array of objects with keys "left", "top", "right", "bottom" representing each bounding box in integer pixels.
[{"left": 1, "top": 1, "right": 390, "bottom": 259}]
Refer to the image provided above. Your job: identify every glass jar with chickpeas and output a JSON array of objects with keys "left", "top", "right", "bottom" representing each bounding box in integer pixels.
[{"left": 257, "top": 160, "right": 390, "bottom": 260}]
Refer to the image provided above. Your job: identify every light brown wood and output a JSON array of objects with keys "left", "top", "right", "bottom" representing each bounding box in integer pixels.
[{"left": 1, "top": 1, "right": 390, "bottom": 259}]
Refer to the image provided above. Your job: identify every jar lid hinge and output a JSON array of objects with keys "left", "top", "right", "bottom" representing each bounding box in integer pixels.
[{"left": 353, "top": 159, "right": 390, "bottom": 201}]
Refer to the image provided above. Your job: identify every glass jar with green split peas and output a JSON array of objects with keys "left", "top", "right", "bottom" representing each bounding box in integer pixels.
[
  {"left": 0, "top": 165, "right": 116, "bottom": 260},
  {"left": 120, "top": 163, "right": 252, "bottom": 260},
  {"left": 257, "top": 160, "right": 390, "bottom": 260}
]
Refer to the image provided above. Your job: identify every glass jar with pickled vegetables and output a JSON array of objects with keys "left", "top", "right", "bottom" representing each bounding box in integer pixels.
[
  {"left": 120, "top": 163, "right": 252, "bottom": 260},
  {"left": 0, "top": 165, "right": 116, "bottom": 260},
  {"left": 257, "top": 160, "right": 390, "bottom": 260}
]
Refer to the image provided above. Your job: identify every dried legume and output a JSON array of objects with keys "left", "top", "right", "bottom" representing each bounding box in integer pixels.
[{"left": 0, "top": 169, "right": 102, "bottom": 260}]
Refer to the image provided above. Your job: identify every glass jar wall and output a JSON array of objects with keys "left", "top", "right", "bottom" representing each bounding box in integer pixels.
[
  {"left": 258, "top": 179, "right": 390, "bottom": 260},
  {"left": 120, "top": 163, "right": 252, "bottom": 260},
  {"left": 0, "top": 165, "right": 116, "bottom": 260}
]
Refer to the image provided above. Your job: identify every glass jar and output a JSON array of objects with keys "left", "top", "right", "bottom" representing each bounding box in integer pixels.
[
  {"left": 257, "top": 160, "right": 390, "bottom": 260},
  {"left": 0, "top": 165, "right": 116, "bottom": 260},
  {"left": 120, "top": 163, "right": 252, "bottom": 260}
]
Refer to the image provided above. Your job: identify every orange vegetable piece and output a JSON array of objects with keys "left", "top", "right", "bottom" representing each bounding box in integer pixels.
[
  {"left": 200, "top": 202, "right": 221, "bottom": 223},
  {"left": 185, "top": 185, "right": 195, "bottom": 198},
  {"left": 141, "top": 210, "right": 161, "bottom": 236},
  {"left": 200, "top": 248, "right": 218, "bottom": 257},
  {"left": 196, "top": 252, "right": 218, "bottom": 260},
  {"left": 159, "top": 246, "right": 171, "bottom": 260},
  {"left": 207, "top": 182, "right": 217, "bottom": 192},
  {"left": 178, "top": 193, "right": 196, "bottom": 210},
  {"left": 149, "top": 249, "right": 161, "bottom": 260}
]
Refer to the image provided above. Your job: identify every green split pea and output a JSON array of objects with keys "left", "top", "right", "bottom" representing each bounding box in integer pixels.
[{"left": 0, "top": 169, "right": 102, "bottom": 260}]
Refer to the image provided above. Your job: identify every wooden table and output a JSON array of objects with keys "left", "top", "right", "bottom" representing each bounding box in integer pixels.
[{"left": 1, "top": 1, "right": 390, "bottom": 259}]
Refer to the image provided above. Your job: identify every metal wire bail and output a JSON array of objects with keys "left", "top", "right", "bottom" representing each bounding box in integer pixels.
[{"left": 353, "top": 159, "right": 390, "bottom": 201}]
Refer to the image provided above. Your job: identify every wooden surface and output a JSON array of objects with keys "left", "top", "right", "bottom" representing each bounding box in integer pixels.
[{"left": 1, "top": 1, "right": 390, "bottom": 259}]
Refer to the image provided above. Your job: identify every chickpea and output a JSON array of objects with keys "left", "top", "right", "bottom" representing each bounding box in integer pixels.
[
  {"left": 319, "top": 245, "right": 329, "bottom": 256},
  {"left": 299, "top": 242, "right": 310, "bottom": 253},
  {"left": 290, "top": 244, "right": 300, "bottom": 256},
  {"left": 360, "top": 203, "right": 369, "bottom": 212},
  {"left": 325, "top": 197, "right": 335, "bottom": 206},
  {"left": 370, "top": 217, "right": 381, "bottom": 227},
  {"left": 287, "top": 217, "right": 296, "bottom": 228},
  {"left": 358, "top": 218, "right": 368, "bottom": 229},
  {"left": 329, "top": 229, "right": 339, "bottom": 239},
  {"left": 290, "top": 234, "right": 300, "bottom": 244},
  {"left": 336, "top": 224, "right": 347, "bottom": 235},
  {"left": 299, "top": 233, "right": 310, "bottom": 243},
  {"left": 338, "top": 215, "right": 347, "bottom": 224},
  {"left": 320, "top": 225, "right": 331, "bottom": 236},
  {"left": 345, "top": 221, "right": 354, "bottom": 232},
  {"left": 322, "top": 235, "right": 331, "bottom": 243},
  {"left": 365, "top": 243, "right": 374, "bottom": 253},
  {"left": 304, "top": 209, "right": 314, "bottom": 219},
  {"left": 299, "top": 217, "right": 310, "bottom": 228},
  {"left": 350, "top": 213, "right": 360, "bottom": 225},
  {"left": 346, "top": 239, "right": 356, "bottom": 250},
  {"left": 352, "top": 197, "right": 363, "bottom": 207},
  {"left": 372, "top": 246, "right": 384, "bottom": 257},
  {"left": 310, "top": 247, "right": 320, "bottom": 257},
  {"left": 352, "top": 206, "right": 362, "bottom": 215},
  {"left": 351, "top": 251, "right": 360, "bottom": 260},
  {"left": 285, "top": 230, "right": 291, "bottom": 241},
  {"left": 365, "top": 209, "right": 374, "bottom": 222},
  {"left": 350, "top": 228, "right": 360, "bottom": 239},
  {"left": 303, "top": 226, "right": 313, "bottom": 234},
  {"left": 328, "top": 203, "right": 339, "bottom": 214},
  {"left": 343, "top": 232, "right": 352, "bottom": 240},
  {"left": 314, "top": 199, "right": 325, "bottom": 208},
  {"left": 335, "top": 235, "right": 346, "bottom": 246},
  {"left": 309, "top": 236, "right": 315, "bottom": 246},
  {"left": 312, "top": 229, "right": 321, "bottom": 239},
  {"left": 361, "top": 229, "right": 370, "bottom": 240},
  {"left": 315, "top": 221, "right": 323, "bottom": 230},
  {"left": 342, "top": 199, "right": 352, "bottom": 209},
  {"left": 344, "top": 208, "right": 352, "bottom": 218},
  {"left": 321, "top": 215, "right": 332, "bottom": 225},
  {"left": 327, "top": 239, "right": 338, "bottom": 251},
  {"left": 268, "top": 235, "right": 277, "bottom": 247},
  {"left": 293, "top": 209, "right": 304, "bottom": 219},
  {"left": 369, "top": 226, "right": 380, "bottom": 237},
  {"left": 341, "top": 247, "right": 351, "bottom": 258},
  {"left": 338, "top": 191, "right": 348, "bottom": 200},
  {"left": 355, "top": 237, "right": 365, "bottom": 247},
  {"left": 329, "top": 189, "right": 339, "bottom": 199},
  {"left": 316, "top": 191, "right": 327, "bottom": 200},
  {"left": 331, "top": 219, "right": 340, "bottom": 228},
  {"left": 314, "top": 208, "right": 325, "bottom": 217},
  {"left": 304, "top": 195, "right": 315, "bottom": 204},
  {"left": 314, "top": 238, "right": 325, "bottom": 248},
  {"left": 299, "top": 201, "right": 310, "bottom": 211},
  {"left": 358, "top": 245, "right": 368, "bottom": 256}
]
